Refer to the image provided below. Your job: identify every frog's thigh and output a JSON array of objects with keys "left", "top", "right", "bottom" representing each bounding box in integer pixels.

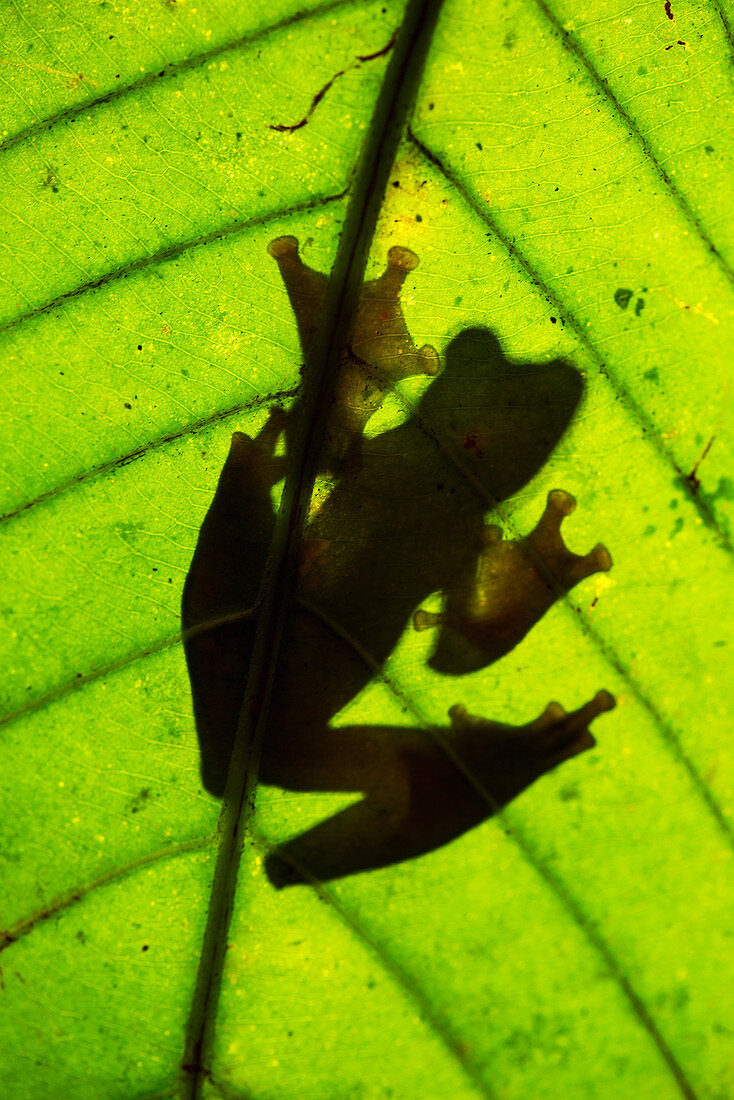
[{"left": 260, "top": 723, "right": 407, "bottom": 796}]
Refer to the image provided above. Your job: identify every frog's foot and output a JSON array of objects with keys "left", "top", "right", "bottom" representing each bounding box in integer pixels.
[
  {"left": 448, "top": 690, "right": 614, "bottom": 744},
  {"left": 268, "top": 236, "right": 327, "bottom": 360},
  {"left": 528, "top": 490, "right": 612, "bottom": 586},
  {"left": 256, "top": 404, "right": 287, "bottom": 450},
  {"left": 525, "top": 690, "right": 616, "bottom": 761},
  {"left": 414, "top": 492, "right": 612, "bottom": 674},
  {"left": 446, "top": 690, "right": 615, "bottom": 804},
  {"left": 269, "top": 236, "right": 439, "bottom": 464},
  {"left": 351, "top": 245, "right": 440, "bottom": 384},
  {"left": 227, "top": 405, "right": 288, "bottom": 489}
]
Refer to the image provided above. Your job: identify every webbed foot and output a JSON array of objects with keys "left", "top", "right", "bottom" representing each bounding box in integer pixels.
[
  {"left": 415, "top": 490, "right": 612, "bottom": 673},
  {"left": 446, "top": 690, "right": 616, "bottom": 806}
]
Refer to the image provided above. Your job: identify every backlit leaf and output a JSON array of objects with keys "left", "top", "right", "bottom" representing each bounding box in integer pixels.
[{"left": 1, "top": 2, "right": 732, "bottom": 1098}]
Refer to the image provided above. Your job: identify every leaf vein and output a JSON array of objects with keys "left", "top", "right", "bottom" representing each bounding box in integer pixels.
[
  {"left": 0, "top": 190, "right": 348, "bottom": 339},
  {"left": 291, "top": 598, "right": 700, "bottom": 1100},
  {"left": 408, "top": 129, "right": 734, "bottom": 556},
  {"left": 529, "top": 0, "right": 734, "bottom": 287},
  {"left": 0, "top": 386, "right": 298, "bottom": 525},
  {"left": 250, "top": 832, "right": 499, "bottom": 1100},
  {"left": 0, "top": 836, "right": 213, "bottom": 953}
]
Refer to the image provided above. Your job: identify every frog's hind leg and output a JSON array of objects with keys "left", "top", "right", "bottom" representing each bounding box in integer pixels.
[
  {"left": 262, "top": 688, "right": 616, "bottom": 886},
  {"left": 264, "top": 791, "right": 410, "bottom": 887}
]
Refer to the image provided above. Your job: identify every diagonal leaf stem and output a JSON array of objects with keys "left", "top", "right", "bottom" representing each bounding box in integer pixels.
[{"left": 179, "top": 3, "right": 446, "bottom": 1095}]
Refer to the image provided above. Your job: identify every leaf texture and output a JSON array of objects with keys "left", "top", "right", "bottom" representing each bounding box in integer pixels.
[{"left": 1, "top": 2, "right": 733, "bottom": 1098}]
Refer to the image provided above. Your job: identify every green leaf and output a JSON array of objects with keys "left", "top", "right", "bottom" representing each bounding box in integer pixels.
[{"left": 1, "top": 1, "right": 732, "bottom": 1099}]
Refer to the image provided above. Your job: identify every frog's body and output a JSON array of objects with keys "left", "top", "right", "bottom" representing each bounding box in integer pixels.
[{"left": 182, "top": 247, "right": 614, "bottom": 886}]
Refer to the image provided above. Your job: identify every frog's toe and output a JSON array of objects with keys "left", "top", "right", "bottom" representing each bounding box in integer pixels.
[
  {"left": 530, "top": 490, "right": 575, "bottom": 543},
  {"left": 566, "top": 542, "right": 612, "bottom": 584},
  {"left": 532, "top": 690, "right": 615, "bottom": 757},
  {"left": 418, "top": 344, "right": 440, "bottom": 376},
  {"left": 546, "top": 489, "right": 576, "bottom": 519},
  {"left": 228, "top": 431, "right": 255, "bottom": 459},
  {"left": 267, "top": 235, "right": 300, "bottom": 259},
  {"left": 590, "top": 543, "right": 613, "bottom": 572},
  {"left": 256, "top": 405, "right": 287, "bottom": 449},
  {"left": 447, "top": 702, "right": 489, "bottom": 732},
  {"left": 530, "top": 701, "right": 567, "bottom": 732},
  {"left": 386, "top": 245, "right": 419, "bottom": 272}
]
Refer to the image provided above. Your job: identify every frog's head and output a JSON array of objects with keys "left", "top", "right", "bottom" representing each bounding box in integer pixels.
[{"left": 418, "top": 327, "right": 583, "bottom": 505}]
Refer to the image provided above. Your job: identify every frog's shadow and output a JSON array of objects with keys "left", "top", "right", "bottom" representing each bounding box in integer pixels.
[{"left": 183, "top": 327, "right": 591, "bottom": 886}]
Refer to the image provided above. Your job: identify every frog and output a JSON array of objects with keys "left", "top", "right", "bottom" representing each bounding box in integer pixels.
[{"left": 182, "top": 238, "right": 615, "bottom": 887}]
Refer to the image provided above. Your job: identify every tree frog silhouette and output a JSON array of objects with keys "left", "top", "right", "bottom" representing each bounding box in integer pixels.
[{"left": 182, "top": 238, "right": 615, "bottom": 887}]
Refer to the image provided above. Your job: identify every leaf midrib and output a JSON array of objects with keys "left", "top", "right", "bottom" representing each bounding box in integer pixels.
[
  {"left": 2, "top": 6, "right": 728, "bottom": 1096},
  {"left": 180, "top": 4, "right": 445, "bottom": 1095}
]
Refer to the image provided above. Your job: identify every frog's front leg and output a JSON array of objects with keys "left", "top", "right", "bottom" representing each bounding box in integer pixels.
[
  {"left": 182, "top": 408, "right": 285, "bottom": 795},
  {"left": 268, "top": 236, "right": 439, "bottom": 468},
  {"left": 414, "top": 490, "right": 611, "bottom": 674},
  {"left": 262, "top": 689, "right": 614, "bottom": 887}
]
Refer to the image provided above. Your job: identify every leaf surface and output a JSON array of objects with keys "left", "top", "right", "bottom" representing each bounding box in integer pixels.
[{"left": 1, "top": 2, "right": 733, "bottom": 1098}]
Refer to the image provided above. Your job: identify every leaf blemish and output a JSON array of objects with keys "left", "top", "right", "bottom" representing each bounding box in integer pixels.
[{"left": 269, "top": 31, "right": 397, "bottom": 134}]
